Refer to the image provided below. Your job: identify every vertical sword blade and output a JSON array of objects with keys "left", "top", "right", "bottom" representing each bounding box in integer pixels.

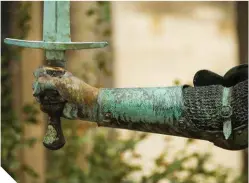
[
  {"left": 56, "top": 1, "right": 71, "bottom": 42},
  {"left": 43, "top": 1, "right": 71, "bottom": 66}
]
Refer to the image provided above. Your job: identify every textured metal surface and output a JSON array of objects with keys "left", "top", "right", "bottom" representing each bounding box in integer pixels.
[
  {"left": 31, "top": 64, "right": 248, "bottom": 150},
  {"left": 43, "top": 1, "right": 70, "bottom": 61},
  {"left": 89, "top": 80, "right": 247, "bottom": 150},
  {"left": 43, "top": 1, "right": 70, "bottom": 43},
  {"left": 183, "top": 85, "right": 224, "bottom": 131},
  {"left": 37, "top": 68, "right": 66, "bottom": 150},
  {"left": 4, "top": 39, "right": 108, "bottom": 50},
  {"left": 96, "top": 86, "right": 184, "bottom": 135},
  {"left": 222, "top": 87, "right": 232, "bottom": 140},
  {"left": 230, "top": 79, "right": 248, "bottom": 127},
  {"left": 210, "top": 80, "right": 248, "bottom": 150}
]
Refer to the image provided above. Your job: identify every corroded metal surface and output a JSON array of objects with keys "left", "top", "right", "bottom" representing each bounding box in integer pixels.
[
  {"left": 31, "top": 63, "right": 248, "bottom": 151},
  {"left": 43, "top": 1, "right": 71, "bottom": 43},
  {"left": 93, "top": 80, "right": 247, "bottom": 150},
  {"left": 32, "top": 63, "right": 248, "bottom": 151},
  {"left": 4, "top": 39, "right": 108, "bottom": 50},
  {"left": 97, "top": 86, "right": 184, "bottom": 129},
  {"left": 43, "top": 125, "right": 59, "bottom": 145},
  {"left": 93, "top": 86, "right": 197, "bottom": 140}
]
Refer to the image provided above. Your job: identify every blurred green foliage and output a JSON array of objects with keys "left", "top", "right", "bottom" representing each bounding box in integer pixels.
[
  {"left": 1, "top": 2, "right": 40, "bottom": 182},
  {"left": 2, "top": 2, "right": 245, "bottom": 183},
  {"left": 46, "top": 127, "right": 245, "bottom": 183}
]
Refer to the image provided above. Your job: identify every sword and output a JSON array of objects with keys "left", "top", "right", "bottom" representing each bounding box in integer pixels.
[
  {"left": 5, "top": 2, "right": 247, "bottom": 152},
  {"left": 4, "top": 1, "right": 108, "bottom": 150}
]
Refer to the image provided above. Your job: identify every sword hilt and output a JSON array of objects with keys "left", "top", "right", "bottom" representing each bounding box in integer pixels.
[
  {"left": 43, "top": 104, "right": 65, "bottom": 150},
  {"left": 39, "top": 67, "right": 66, "bottom": 150}
]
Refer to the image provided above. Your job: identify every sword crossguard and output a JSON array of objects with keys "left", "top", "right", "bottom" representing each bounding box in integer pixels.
[{"left": 4, "top": 38, "right": 108, "bottom": 50}]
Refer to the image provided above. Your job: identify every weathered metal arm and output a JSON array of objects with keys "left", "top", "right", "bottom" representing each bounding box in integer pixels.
[
  {"left": 61, "top": 79, "right": 247, "bottom": 151},
  {"left": 6, "top": 1, "right": 247, "bottom": 151}
]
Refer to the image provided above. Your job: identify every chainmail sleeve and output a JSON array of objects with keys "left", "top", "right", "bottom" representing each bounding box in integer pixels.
[
  {"left": 183, "top": 84, "right": 224, "bottom": 131},
  {"left": 230, "top": 80, "right": 248, "bottom": 127},
  {"left": 182, "top": 80, "right": 248, "bottom": 150}
]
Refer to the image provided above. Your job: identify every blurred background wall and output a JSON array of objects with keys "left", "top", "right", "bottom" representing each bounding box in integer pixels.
[
  {"left": 1, "top": 1, "right": 248, "bottom": 183},
  {"left": 111, "top": 0, "right": 245, "bottom": 177}
]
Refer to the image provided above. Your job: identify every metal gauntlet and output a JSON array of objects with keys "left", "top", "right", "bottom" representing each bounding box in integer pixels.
[{"left": 182, "top": 80, "right": 247, "bottom": 150}]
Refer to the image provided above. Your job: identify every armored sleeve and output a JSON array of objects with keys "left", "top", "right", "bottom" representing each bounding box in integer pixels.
[
  {"left": 65, "top": 65, "right": 248, "bottom": 151},
  {"left": 182, "top": 79, "right": 248, "bottom": 150},
  {"left": 93, "top": 80, "right": 248, "bottom": 151}
]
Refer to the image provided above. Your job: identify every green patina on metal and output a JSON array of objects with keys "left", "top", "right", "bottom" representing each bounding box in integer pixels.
[
  {"left": 97, "top": 86, "right": 184, "bottom": 125},
  {"left": 63, "top": 103, "right": 78, "bottom": 119},
  {"left": 222, "top": 87, "right": 232, "bottom": 140},
  {"left": 33, "top": 80, "right": 56, "bottom": 96},
  {"left": 43, "top": 125, "right": 59, "bottom": 145},
  {"left": 4, "top": 39, "right": 108, "bottom": 51},
  {"left": 62, "top": 102, "right": 99, "bottom": 122},
  {"left": 222, "top": 87, "right": 230, "bottom": 107},
  {"left": 43, "top": 1, "right": 71, "bottom": 43}
]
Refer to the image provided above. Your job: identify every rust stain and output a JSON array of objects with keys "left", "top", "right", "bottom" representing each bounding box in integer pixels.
[
  {"left": 53, "top": 76, "right": 99, "bottom": 107},
  {"left": 83, "top": 86, "right": 99, "bottom": 106},
  {"left": 44, "top": 66, "right": 65, "bottom": 72}
]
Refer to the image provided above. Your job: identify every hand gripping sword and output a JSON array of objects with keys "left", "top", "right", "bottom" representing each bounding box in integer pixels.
[
  {"left": 4, "top": 1, "right": 108, "bottom": 150},
  {"left": 5, "top": 2, "right": 248, "bottom": 151}
]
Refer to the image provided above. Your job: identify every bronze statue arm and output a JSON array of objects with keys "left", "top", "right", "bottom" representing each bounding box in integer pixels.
[{"left": 33, "top": 65, "right": 248, "bottom": 150}]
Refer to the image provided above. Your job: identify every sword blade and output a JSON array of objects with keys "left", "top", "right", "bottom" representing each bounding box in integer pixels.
[{"left": 43, "top": 1, "right": 70, "bottom": 66}]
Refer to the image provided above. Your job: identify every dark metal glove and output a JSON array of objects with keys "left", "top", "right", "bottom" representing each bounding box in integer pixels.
[{"left": 184, "top": 64, "right": 248, "bottom": 150}]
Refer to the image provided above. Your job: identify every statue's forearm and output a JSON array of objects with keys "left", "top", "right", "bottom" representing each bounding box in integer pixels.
[
  {"left": 67, "top": 80, "right": 248, "bottom": 150},
  {"left": 73, "top": 86, "right": 184, "bottom": 130},
  {"left": 96, "top": 86, "right": 184, "bottom": 134}
]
